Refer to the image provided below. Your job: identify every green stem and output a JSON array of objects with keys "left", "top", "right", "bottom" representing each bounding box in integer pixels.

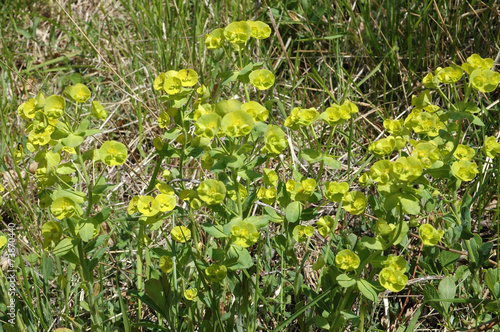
[{"left": 137, "top": 224, "right": 145, "bottom": 321}]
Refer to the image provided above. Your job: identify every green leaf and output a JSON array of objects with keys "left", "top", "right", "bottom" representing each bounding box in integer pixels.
[
  {"left": 438, "top": 276, "right": 456, "bottom": 313},
  {"left": 285, "top": 201, "right": 303, "bottom": 223},
  {"left": 263, "top": 206, "right": 283, "bottom": 223},
  {"left": 313, "top": 316, "right": 330, "bottom": 329},
  {"left": 245, "top": 215, "right": 270, "bottom": 229},
  {"left": 78, "top": 222, "right": 95, "bottom": 242},
  {"left": 56, "top": 163, "right": 76, "bottom": 175},
  {"left": 226, "top": 245, "right": 254, "bottom": 270},
  {"left": 53, "top": 238, "right": 76, "bottom": 257},
  {"left": 337, "top": 274, "right": 356, "bottom": 287},
  {"left": 438, "top": 129, "right": 454, "bottom": 142},
  {"left": 201, "top": 223, "right": 228, "bottom": 238},
  {"left": 75, "top": 119, "right": 90, "bottom": 134},
  {"left": 398, "top": 193, "right": 420, "bottom": 215},
  {"left": 478, "top": 242, "right": 493, "bottom": 267},
  {"left": 301, "top": 149, "right": 322, "bottom": 163},
  {"left": 357, "top": 279, "right": 378, "bottom": 302},
  {"left": 61, "top": 133, "right": 84, "bottom": 148},
  {"left": 91, "top": 184, "right": 116, "bottom": 194},
  {"left": 322, "top": 155, "right": 341, "bottom": 169},
  {"left": 439, "top": 249, "right": 461, "bottom": 268},
  {"left": 52, "top": 189, "right": 86, "bottom": 204},
  {"left": 485, "top": 299, "right": 500, "bottom": 312},
  {"left": 360, "top": 236, "right": 386, "bottom": 250},
  {"left": 83, "top": 129, "right": 102, "bottom": 137}
]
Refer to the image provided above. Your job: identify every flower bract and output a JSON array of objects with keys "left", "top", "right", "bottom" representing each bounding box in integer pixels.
[
  {"left": 171, "top": 225, "right": 191, "bottom": 243},
  {"left": 335, "top": 249, "right": 360, "bottom": 271}
]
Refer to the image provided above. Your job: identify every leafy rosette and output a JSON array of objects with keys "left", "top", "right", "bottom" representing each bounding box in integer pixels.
[
  {"left": 246, "top": 20, "right": 271, "bottom": 39},
  {"left": 50, "top": 197, "right": 78, "bottom": 220},
  {"left": 241, "top": 101, "right": 268, "bottom": 122},
  {"left": 292, "top": 225, "right": 314, "bottom": 242},
  {"left": 483, "top": 136, "right": 500, "bottom": 159},
  {"left": 451, "top": 160, "right": 479, "bottom": 182},
  {"left": 98, "top": 141, "right": 128, "bottom": 166},
  {"left": 335, "top": 249, "right": 360, "bottom": 271},
  {"left": 249, "top": 69, "right": 275, "bottom": 90},
  {"left": 419, "top": 224, "right": 443, "bottom": 246},
  {"left": 262, "top": 125, "right": 287, "bottom": 155},
  {"left": 65, "top": 83, "right": 91, "bottom": 103},
  {"left": 342, "top": 191, "right": 367, "bottom": 215},
  {"left": 43, "top": 95, "right": 66, "bottom": 120},
  {"left": 462, "top": 54, "right": 495, "bottom": 75},
  {"left": 469, "top": 68, "right": 500, "bottom": 93},
  {"left": 224, "top": 21, "right": 252, "bottom": 49},
  {"left": 171, "top": 226, "right": 191, "bottom": 243},
  {"left": 230, "top": 220, "right": 259, "bottom": 248},
  {"left": 205, "top": 264, "right": 227, "bottom": 282},
  {"left": 205, "top": 28, "right": 225, "bottom": 49},
  {"left": 323, "top": 181, "right": 349, "bottom": 203},
  {"left": 316, "top": 216, "right": 336, "bottom": 237},
  {"left": 435, "top": 65, "right": 463, "bottom": 84},
  {"left": 197, "top": 179, "right": 226, "bottom": 205},
  {"left": 91, "top": 101, "right": 107, "bottom": 120},
  {"left": 194, "top": 113, "right": 221, "bottom": 138},
  {"left": 221, "top": 110, "right": 254, "bottom": 137}
]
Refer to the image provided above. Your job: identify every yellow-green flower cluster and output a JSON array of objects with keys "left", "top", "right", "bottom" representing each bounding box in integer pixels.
[
  {"left": 323, "top": 181, "right": 349, "bottom": 203},
  {"left": 379, "top": 255, "right": 408, "bottom": 292},
  {"left": 287, "top": 178, "right": 316, "bottom": 201},
  {"left": 316, "top": 216, "right": 336, "bottom": 237},
  {"left": 230, "top": 220, "right": 259, "bottom": 248},
  {"left": 483, "top": 136, "right": 500, "bottom": 158},
  {"left": 335, "top": 249, "right": 360, "bottom": 271},
  {"left": 205, "top": 264, "right": 227, "bottom": 282},
  {"left": 205, "top": 20, "right": 271, "bottom": 51},
  {"left": 262, "top": 125, "right": 287, "bottom": 155},
  {"left": 292, "top": 224, "right": 314, "bottom": 242},
  {"left": 197, "top": 179, "right": 226, "bottom": 205},
  {"left": 171, "top": 225, "right": 191, "bottom": 243},
  {"left": 319, "top": 100, "right": 358, "bottom": 126},
  {"left": 342, "top": 191, "right": 367, "bottom": 215},
  {"left": 419, "top": 224, "right": 443, "bottom": 246},
  {"left": 153, "top": 69, "right": 198, "bottom": 95},
  {"left": 284, "top": 107, "right": 319, "bottom": 130}
]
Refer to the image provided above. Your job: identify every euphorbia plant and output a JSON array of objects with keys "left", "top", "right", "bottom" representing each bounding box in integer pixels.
[{"left": 18, "top": 81, "right": 128, "bottom": 330}]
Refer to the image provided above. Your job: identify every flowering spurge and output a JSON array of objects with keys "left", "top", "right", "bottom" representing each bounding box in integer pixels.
[
  {"left": 419, "top": 224, "right": 444, "bottom": 246},
  {"left": 379, "top": 255, "right": 408, "bottom": 292},
  {"left": 335, "top": 249, "right": 360, "bottom": 272},
  {"left": 319, "top": 100, "right": 359, "bottom": 126},
  {"left": 230, "top": 221, "right": 259, "bottom": 248},
  {"left": 316, "top": 216, "right": 336, "bottom": 237}
]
